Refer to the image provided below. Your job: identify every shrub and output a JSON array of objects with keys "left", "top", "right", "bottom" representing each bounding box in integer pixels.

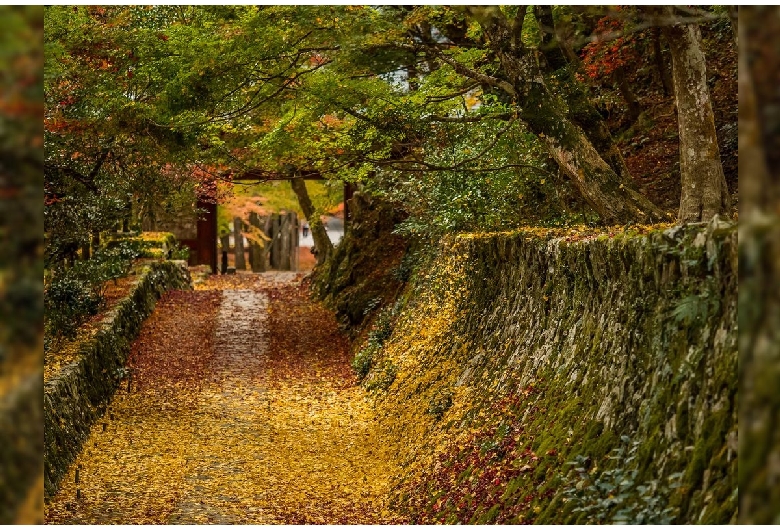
[
  {"left": 44, "top": 244, "right": 137, "bottom": 349},
  {"left": 352, "top": 300, "right": 404, "bottom": 380}
]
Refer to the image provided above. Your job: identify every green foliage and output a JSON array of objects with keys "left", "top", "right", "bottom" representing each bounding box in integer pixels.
[
  {"left": 169, "top": 242, "right": 190, "bottom": 261},
  {"left": 365, "top": 359, "right": 398, "bottom": 392},
  {"left": 562, "top": 437, "right": 682, "bottom": 524},
  {"left": 672, "top": 291, "right": 719, "bottom": 326},
  {"left": 44, "top": 243, "right": 141, "bottom": 349},
  {"left": 352, "top": 343, "right": 379, "bottom": 380},
  {"left": 367, "top": 304, "right": 397, "bottom": 346},
  {"left": 391, "top": 249, "right": 421, "bottom": 283},
  {"left": 352, "top": 301, "right": 402, "bottom": 380}
]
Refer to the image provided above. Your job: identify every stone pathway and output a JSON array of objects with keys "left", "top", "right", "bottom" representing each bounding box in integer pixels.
[
  {"left": 44, "top": 272, "right": 401, "bottom": 524},
  {"left": 168, "top": 290, "right": 270, "bottom": 524}
]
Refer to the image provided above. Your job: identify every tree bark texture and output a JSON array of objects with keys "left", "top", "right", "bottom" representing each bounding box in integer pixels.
[
  {"left": 663, "top": 13, "right": 731, "bottom": 222},
  {"left": 466, "top": 7, "right": 663, "bottom": 224},
  {"left": 613, "top": 66, "right": 641, "bottom": 125},
  {"left": 290, "top": 178, "right": 333, "bottom": 265},
  {"left": 652, "top": 27, "right": 674, "bottom": 96}
]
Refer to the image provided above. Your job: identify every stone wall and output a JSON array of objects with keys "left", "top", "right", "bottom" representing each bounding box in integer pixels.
[
  {"left": 44, "top": 260, "right": 191, "bottom": 499},
  {"left": 363, "top": 219, "right": 737, "bottom": 524}
]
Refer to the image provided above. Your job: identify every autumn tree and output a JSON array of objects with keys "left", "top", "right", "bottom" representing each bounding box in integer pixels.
[
  {"left": 44, "top": 6, "right": 204, "bottom": 265},
  {"left": 401, "top": 6, "right": 664, "bottom": 224}
]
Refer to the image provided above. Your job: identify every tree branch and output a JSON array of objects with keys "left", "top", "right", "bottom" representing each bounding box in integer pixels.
[
  {"left": 368, "top": 117, "right": 517, "bottom": 171},
  {"left": 424, "top": 82, "right": 480, "bottom": 103},
  {"left": 429, "top": 47, "right": 517, "bottom": 97},
  {"left": 424, "top": 113, "right": 512, "bottom": 123}
]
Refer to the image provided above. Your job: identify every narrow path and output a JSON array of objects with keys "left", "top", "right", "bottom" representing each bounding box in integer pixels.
[{"left": 44, "top": 273, "right": 401, "bottom": 524}]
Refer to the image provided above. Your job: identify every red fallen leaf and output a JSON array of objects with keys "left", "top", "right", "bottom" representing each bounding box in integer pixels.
[{"left": 546, "top": 449, "right": 557, "bottom": 456}]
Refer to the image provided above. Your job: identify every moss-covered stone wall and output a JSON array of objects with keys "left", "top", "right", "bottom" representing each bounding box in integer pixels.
[
  {"left": 364, "top": 219, "right": 737, "bottom": 524},
  {"left": 44, "top": 260, "right": 191, "bottom": 499}
]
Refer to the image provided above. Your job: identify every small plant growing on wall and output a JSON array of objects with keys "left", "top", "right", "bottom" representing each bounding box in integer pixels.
[{"left": 562, "top": 436, "right": 682, "bottom": 524}]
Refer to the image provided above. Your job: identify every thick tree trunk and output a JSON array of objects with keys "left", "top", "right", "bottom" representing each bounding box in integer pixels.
[
  {"left": 533, "top": 103, "right": 661, "bottom": 224},
  {"left": 467, "top": 7, "right": 663, "bottom": 224},
  {"left": 663, "top": 13, "right": 731, "bottom": 222},
  {"left": 290, "top": 178, "right": 333, "bottom": 265}
]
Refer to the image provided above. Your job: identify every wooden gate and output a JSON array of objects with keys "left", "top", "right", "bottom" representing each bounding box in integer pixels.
[{"left": 219, "top": 212, "right": 299, "bottom": 273}]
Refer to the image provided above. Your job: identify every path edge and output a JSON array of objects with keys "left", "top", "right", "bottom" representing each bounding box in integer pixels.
[{"left": 43, "top": 260, "right": 192, "bottom": 500}]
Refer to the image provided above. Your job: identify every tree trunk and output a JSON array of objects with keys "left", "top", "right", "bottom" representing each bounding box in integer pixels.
[
  {"left": 290, "top": 178, "right": 333, "bottom": 265},
  {"left": 535, "top": 18, "right": 633, "bottom": 184},
  {"left": 535, "top": 6, "right": 569, "bottom": 71},
  {"left": 613, "top": 66, "right": 642, "bottom": 125},
  {"left": 233, "top": 217, "right": 246, "bottom": 270},
  {"left": 663, "top": 12, "right": 731, "bottom": 222},
  {"left": 467, "top": 7, "right": 663, "bottom": 224},
  {"left": 728, "top": 6, "right": 738, "bottom": 48},
  {"left": 536, "top": 108, "right": 660, "bottom": 224},
  {"left": 652, "top": 26, "right": 674, "bottom": 96}
]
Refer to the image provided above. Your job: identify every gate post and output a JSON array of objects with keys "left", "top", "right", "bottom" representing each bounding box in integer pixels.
[
  {"left": 196, "top": 199, "right": 217, "bottom": 274},
  {"left": 233, "top": 217, "right": 246, "bottom": 270}
]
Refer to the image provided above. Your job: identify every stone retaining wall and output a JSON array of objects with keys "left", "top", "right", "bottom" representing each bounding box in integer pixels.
[
  {"left": 44, "top": 260, "right": 191, "bottom": 499},
  {"left": 366, "top": 219, "right": 737, "bottom": 523}
]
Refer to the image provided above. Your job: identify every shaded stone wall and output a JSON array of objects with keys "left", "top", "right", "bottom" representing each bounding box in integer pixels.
[
  {"left": 366, "top": 219, "right": 737, "bottom": 523},
  {"left": 44, "top": 260, "right": 191, "bottom": 499}
]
